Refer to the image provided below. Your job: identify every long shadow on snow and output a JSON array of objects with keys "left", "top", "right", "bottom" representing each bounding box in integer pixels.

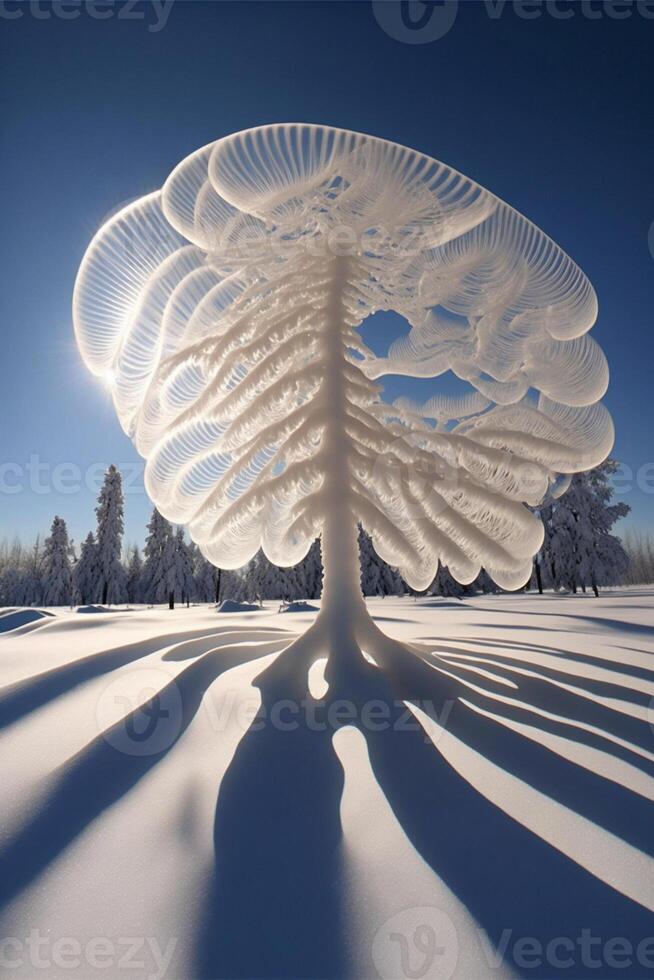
[
  {"left": 195, "top": 664, "right": 347, "bottom": 980},
  {"left": 357, "top": 650, "right": 654, "bottom": 978},
  {"left": 453, "top": 634, "right": 654, "bottom": 685},
  {"left": 439, "top": 644, "right": 654, "bottom": 709},
  {"left": 0, "top": 626, "right": 290, "bottom": 733},
  {"left": 405, "top": 651, "right": 654, "bottom": 851},
  {"left": 0, "top": 637, "right": 286, "bottom": 911},
  {"left": 196, "top": 635, "right": 654, "bottom": 979},
  {"left": 473, "top": 610, "right": 654, "bottom": 638},
  {"left": 362, "top": 699, "right": 654, "bottom": 978}
]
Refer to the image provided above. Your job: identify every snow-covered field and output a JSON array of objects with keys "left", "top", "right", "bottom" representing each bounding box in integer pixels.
[{"left": 1, "top": 590, "right": 654, "bottom": 979}]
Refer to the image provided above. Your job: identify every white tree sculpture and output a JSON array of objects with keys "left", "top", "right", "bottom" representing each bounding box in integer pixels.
[{"left": 73, "top": 124, "right": 612, "bottom": 678}]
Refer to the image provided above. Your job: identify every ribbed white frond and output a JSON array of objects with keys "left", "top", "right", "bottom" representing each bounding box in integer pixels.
[{"left": 73, "top": 124, "right": 611, "bottom": 590}]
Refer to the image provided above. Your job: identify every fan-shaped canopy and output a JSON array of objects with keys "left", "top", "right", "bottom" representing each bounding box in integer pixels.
[{"left": 74, "top": 124, "right": 611, "bottom": 591}]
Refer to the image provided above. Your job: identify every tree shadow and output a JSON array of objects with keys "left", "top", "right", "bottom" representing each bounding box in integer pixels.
[
  {"left": 352, "top": 645, "right": 654, "bottom": 977},
  {"left": 448, "top": 634, "right": 654, "bottom": 686},
  {"left": 0, "top": 625, "right": 291, "bottom": 733},
  {"left": 472, "top": 608, "right": 654, "bottom": 638},
  {"left": 193, "top": 626, "right": 654, "bottom": 979},
  {"left": 5, "top": 613, "right": 654, "bottom": 979},
  {"left": 0, "top": 633, "right": 288, "bottom": 911},
  {"left": 360, "top": 697, "right": 654, "bottom": 978},
  {"left": 388, "top": 646, "right": 654, "bottom": 841},
  {"left": 195, "top": 664, "right": 348, "bottom": 980}
]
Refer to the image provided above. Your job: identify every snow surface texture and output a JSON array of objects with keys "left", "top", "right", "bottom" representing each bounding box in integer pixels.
[
  {"left": 1, "top": 592, "right": 653, "bottom": 979},
  {"left": 73, "top": 124, "right": 612, "bottom": 595}
]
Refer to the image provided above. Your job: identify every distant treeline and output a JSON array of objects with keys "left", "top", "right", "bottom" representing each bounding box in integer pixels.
[{"left": 0, "top": 459, "right": 639, "bottom": 608}]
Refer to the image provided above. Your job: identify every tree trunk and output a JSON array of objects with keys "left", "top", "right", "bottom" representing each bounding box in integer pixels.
[
  {"left": 215, "top": 567, "right": 222, "bottom": 604},
  {"left": 102, "top": 580, "right": 108, "bottom": 605},
  {"left": 315, "top": 256, "right": 371, "bottom": 678},
  {"left": 534, "top": 559, "right": 543, "bottom": 595},
  {"left": 169, "top": 591, "right": 175, "bottom": 610}
]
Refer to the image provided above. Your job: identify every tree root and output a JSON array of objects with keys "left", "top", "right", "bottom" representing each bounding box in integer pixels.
[{"left": 253, "top": 606, "right": 452, "bottom": 705}]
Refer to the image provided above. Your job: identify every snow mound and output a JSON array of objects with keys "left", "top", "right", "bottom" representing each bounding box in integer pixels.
[
  {"left": 280, "top": 601, "right": 319, "bottom": 613},
  {"left": 76, "top": 605, "right": 113, "bottom": 614},
  {"left": 0, "top": 608, "right": 53, "bottom": 633},
  {"left": 216, "top": 600, "right": 262, "bottom": 613}
]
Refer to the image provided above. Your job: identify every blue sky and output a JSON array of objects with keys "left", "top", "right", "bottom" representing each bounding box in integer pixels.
[{"left": 1, "top": 0, "right": 653, "bottom": 548}]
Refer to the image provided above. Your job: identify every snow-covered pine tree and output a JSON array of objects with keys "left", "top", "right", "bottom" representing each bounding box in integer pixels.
[
  {"left": 294, "top": 539, "right": 323, "bottom": 600},
  {"left": 472, "top": 568, "right": 501, "bottom": 594},
  {"left": 547, "top": 497, "right": 577, "bottom": 591},
  {"left": 0, "top": 555, "right": 21, "bottom": 606},
  {"left": 358, "top": 526, "right": 404, "bottom": 597},
  {"left": 0, "top": 535, "right": 43, "bottom": 606},
  {"left": 239, "top": 556, "right": 256, "bottom": 603},
  {"left": 94, "top": 465, "right": 126, "bottom": 605},
  {"left": 537, "top": 460, "right": 629, "bottom": 595},
  {"left": 244, "top": 542, "right": 324, "bottom": 603},
  {"left": 174, "top": 528, "right": 196, "bottom": 607},
  {"left": 193, "top": 550, "right": 219, "bottom": 602},
  {"left": 167, "top": 537, "right": 179, "bottom": 609},
  {"left": 532, "top": 501, "right": 555, "bottom": 592},
  {"left": 126, "top": 544, "right": 144, "bottom": 604},
  {"left": 192, "top": 550, "right": 243, "bottom": 603},
  {"left": 0, "top": 539, "right": 24, "bottom": 606},
  {"left": 184, "top": 539, "right": 199, "bottom": 604},
  {"left": 278, "top": 564, "right": 302, "bottom": 603},
  {"left": 531, "top": 507, "right": 548, "bottom": 593},
  {"left": 22, "top": 536, "right": 44, "bottom": 607},
  {"left": 142, "top": 508, "right": 175, "bottom": 606},
  {"left": 245, "top": 550, "right": 283, "bottom": 602},
  {"left": 429, "top": 563, "right": 466, "bottom": 598},
  {"left": 623, "top": 530, "right": 654, "bottom": 584},
  {"left": 578, "top": 461, "right": 629, "bottom": 593},
  {"left": 73, "top": 531, "right": 99, "bottom": 605},
  {"left": 566, "top": 477, "right": 597, "bottom": 593},
  {"left": 42, "top": 516, "right": 73, "bottom": 606}
]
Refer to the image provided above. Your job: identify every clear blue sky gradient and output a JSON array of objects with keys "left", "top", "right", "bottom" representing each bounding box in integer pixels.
[{"left": 1, "top": 0, "right": 653, "bottom": 548}]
